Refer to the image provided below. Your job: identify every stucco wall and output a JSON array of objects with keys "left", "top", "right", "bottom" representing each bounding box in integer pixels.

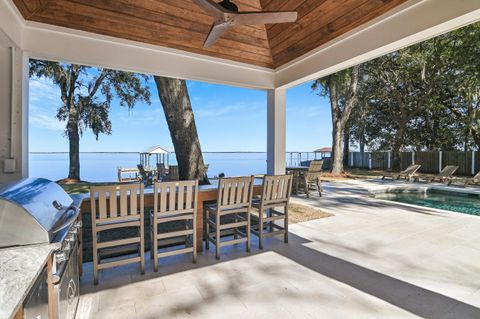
[{"left": 0, "top": 31, "right": 27, "bottom": 183}]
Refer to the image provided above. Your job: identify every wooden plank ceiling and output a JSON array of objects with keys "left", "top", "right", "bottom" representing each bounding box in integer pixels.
[{"left": 13, "top": 0, "right": 408, "bottom": 69}]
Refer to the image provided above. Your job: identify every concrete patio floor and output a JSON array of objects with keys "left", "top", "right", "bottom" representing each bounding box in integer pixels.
[{"left": 76, "top": 180, "right": 480, "bottom": 319}]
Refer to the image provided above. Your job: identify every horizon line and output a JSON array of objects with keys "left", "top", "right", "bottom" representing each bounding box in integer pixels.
[{"left": 29, "top": 151, "right": 318, "bottom": 154}]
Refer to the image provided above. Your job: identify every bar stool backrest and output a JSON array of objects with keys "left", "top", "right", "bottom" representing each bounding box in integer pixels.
[
  {"left": 153, "top": 180, "right": 198, "bottom": 216},
  {"left": 217, "top": 176, "right": 254, "bottom": 210},
  {"left": 90, "top": 183, "right": 144, "bottom": 223},
  {"left": 261, "top": 174, "right": 293, "bottom": 205}
]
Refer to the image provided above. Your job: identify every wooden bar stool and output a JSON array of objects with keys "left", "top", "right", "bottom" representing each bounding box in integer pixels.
[
  {"left": 150, "top": 180, "right": 199, "bottom": 272},
  {"left": 250, "top": 174, "right": 293, "bottom": 249},
  {"left": 90, "top": 183, "right": 145, "bottom": 285},
  {"left": 205, "top": 176, "right": 254, "bottom": 259}
]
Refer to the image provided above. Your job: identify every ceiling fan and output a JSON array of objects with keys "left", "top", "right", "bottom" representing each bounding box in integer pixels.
[{"left": 193, "top": 0, "right": 298, "bottom": 48}]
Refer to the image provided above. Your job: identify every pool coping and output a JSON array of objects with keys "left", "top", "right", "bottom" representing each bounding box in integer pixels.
[{"left": 365, "top": 182, "right": 480, "bottom": 216}]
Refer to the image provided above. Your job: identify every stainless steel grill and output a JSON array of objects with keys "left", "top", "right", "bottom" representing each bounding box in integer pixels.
[
  {"left": 0, "top": 177, "right": 80, "bottom": 248},
  {"left": 0, "top": 177, "right": 83, "bottom": 319}
]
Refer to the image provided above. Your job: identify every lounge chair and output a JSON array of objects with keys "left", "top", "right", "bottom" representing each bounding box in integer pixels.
[
  {"left": 415, "top": 165, "right": 459, "bottom": 184},
  {"left": 464, "top": 171, "right": 480, "bottom": 187},
  {"left": 382, "top": 164, "right": 421, "bottom": 182},
  {"left": 450, "top": 171, "right": 480, "bottom": 187}
]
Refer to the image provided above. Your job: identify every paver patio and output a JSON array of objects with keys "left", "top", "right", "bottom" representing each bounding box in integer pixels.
[{"left": 77, "top": 180, "right": 480, "bottom": 319}]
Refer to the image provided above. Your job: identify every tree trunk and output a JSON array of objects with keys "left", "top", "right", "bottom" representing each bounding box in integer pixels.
[
  {"left": 359, "top": 129, "right": 365, "bottom": 153},
  {"left": 343, "top": 128, "right": 350, "bottom": 168},
  {"left": 154, "top": 76, "right": 209, "bottom": 184},
  {"left": 392, "top": 144, "right": 402, "bottom": 171},
  {"left": 392, "top": 125, "right": 406, "bottom": 171},
  {"left": 67, "top": 120, "right": 80, "bottom": 180},
  {"left": 331, "top": 122, "right": 345, "bottom": 174},
  {"left": 359, "top": 141, "right": 365, "bottom": 153}
]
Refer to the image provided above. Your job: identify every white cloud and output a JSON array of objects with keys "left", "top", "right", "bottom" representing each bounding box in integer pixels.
[
  {"left": 194, "top": 101, "right": 263, "bottom": 118},
  {"left": 30, "top": 113, "right": 66, "bottom": 131},
  {"left": 29, "top": 78, "right": 61, "bottom": 105},
  {"left": 29, "top": 78, "right": 66, "bottom": 131}
]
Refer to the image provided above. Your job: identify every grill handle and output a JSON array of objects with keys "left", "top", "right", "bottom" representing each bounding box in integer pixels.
[{"left": 51, "top": 207, "right": 79, "bottom": 233}]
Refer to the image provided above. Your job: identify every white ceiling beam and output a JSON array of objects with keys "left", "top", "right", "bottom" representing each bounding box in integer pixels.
[
  {"left": 275, "top": 0, "right": 480, "bottom": 89},
  {"left": 0, "top": 0, "right": 24, "bottom": 47},
  {"left": 22, "top": 22, "right": 276, "bottom": 89}
]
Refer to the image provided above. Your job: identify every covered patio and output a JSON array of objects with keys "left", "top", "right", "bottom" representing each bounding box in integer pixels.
[
  {"left": 1, "top": 0, "right": 480, "bottom": 318},
  {"left": 77, "top": 180, "right": 480, "bottom": 319}
]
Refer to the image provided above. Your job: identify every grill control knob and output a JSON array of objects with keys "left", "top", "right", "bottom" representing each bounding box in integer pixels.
[{"left": 55, "top": 251, "right": 68, "bottom": 263}]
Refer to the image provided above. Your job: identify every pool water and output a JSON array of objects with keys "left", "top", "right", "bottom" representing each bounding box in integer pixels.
[{"left": 375, "top": 190, "right": 480, "bottom": 216}]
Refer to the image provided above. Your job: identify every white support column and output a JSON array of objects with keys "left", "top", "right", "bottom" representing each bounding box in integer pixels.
[
  {"left": 387, "top": 151, "right": 391, "bottom": 170},
  {"left": 472, "top": 150, "right": 476, "bottom": 175},
  {"left": 439, "top": 150, "right": 443, "bottom": 172},
  {"left": 412, "top": 151, "right": 415, "bottom": 165},
  {"left": 20, "top": 51, "right": 29, "bottom": 178},
  {"left": 0, "top": 34, "right": 29, "bottom": 183},
  {"left": 267, "top": 89, "right": 286, "bottom": 175}
]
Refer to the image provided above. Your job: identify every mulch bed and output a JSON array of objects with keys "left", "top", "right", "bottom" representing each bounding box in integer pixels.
[{"left": 288, "top": 203, "right": 333, "bottom": 224}]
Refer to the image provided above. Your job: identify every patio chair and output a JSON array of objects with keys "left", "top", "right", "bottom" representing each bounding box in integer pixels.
[
  {"left": 291, "top": 160, "right": 323, "bottom": 196},
  {"left": 156, "top": 163, "right": 168, "bottom": 181},
  {"left": 203, "top": 164, "right": 209, "bottom": 179},
  {"left": 250, "top": 174, "right": 293, "bottom": 249},
  {"left": 308, "top": 160, "right": 324, "bottom": 172},
  {"left": 90, "top": 183, "right": 145, "bottom": 285},
  {"left": 150, "top": 180, "right": 198, "bottom": 272},
  {"left": 137, "top": 164, "right": 154, "bottom": 186},
  {"left": 205, "top": 176, "right": 254, "bottom": 259},
  {"left": 415, "top": 165, "right": 459, "bottom": 184},
  {"left": 297, "top": 171, "right": 323, "bottom": 197},
  {"left": 381, "top": 164, "right": 421, "bottom": 182}
]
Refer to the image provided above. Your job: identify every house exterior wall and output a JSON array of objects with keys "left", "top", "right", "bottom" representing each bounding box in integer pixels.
[{"left": 0, "top": 31, "right": 28, "bottom": 183}]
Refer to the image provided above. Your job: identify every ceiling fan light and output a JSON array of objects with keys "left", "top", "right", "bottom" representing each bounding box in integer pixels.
[{"left": 218, "top": 0, "right": 238, "bottom": 12}]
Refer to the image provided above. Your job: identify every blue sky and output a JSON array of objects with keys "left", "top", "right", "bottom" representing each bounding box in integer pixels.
[{"left": 28, "top": 73, "right": 332, "bottom": 153}]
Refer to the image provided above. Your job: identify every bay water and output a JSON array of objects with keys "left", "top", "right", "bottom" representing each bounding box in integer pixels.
[{"left": 29, "top": 152, "right": 270, "bottom": 182}]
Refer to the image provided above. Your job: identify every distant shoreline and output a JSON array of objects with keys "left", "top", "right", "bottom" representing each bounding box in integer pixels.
[{"left": 29, "top": 151, "right": 271, "bottom": 154}]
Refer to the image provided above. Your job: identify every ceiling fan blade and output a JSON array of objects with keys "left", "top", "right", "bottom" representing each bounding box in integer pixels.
[
  {"left": 192, "top": 0, "right": 228, "bottom": 18},
  {"left": 203, "top": 22, "right": 230, "bottom": 48},
  {"left": 234, "top": 11, "right": 297, "bottom": 25}
]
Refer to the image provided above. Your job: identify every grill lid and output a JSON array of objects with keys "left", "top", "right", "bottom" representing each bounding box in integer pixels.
[{"left": 0, "top": 178, "right": 74, "bottom": 247}]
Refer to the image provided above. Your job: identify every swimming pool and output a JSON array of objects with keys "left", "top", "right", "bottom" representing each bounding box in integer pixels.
[{"left": 374, "top": 189, "right": 480, "bottom": 216}]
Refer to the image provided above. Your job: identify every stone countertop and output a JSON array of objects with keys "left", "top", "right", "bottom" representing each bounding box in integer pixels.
[{"left": 0, "top": 243, "right": 57, "bottom": 319}]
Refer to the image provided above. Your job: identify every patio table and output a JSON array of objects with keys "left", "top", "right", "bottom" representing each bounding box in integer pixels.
[{"left": 80, "top": 178, "right": 264, "bottom": 252}]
